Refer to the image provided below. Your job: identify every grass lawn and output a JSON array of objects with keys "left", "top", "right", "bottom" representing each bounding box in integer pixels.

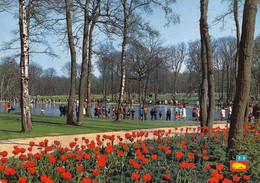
[{"left": 0, "top": 113, "right": 198, "bottom": 140}]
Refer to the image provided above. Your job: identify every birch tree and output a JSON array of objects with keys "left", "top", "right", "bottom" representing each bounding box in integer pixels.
[{"left": 19, "top": 0, "right": 33, "bottom": 132}]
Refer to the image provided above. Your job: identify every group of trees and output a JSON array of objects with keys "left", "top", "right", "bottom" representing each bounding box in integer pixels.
[{"left": 0, "top": 0, "right": 259, "bottom": 153}]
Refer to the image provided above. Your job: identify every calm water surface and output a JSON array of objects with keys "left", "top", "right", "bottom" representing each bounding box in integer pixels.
[{"left": 0, "top": 102, "right": 228, "bottom": 121}]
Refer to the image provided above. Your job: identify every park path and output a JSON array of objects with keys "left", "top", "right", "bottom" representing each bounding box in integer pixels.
[{"left": 0, "top": 123, "right": 227, "bottom": 158}]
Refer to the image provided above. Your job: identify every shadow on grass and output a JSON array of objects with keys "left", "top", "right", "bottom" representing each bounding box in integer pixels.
[{"left": 0, "top": 129, "right": 20, "bottom": 133}]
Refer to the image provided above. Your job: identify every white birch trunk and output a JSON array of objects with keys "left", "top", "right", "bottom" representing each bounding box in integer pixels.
[{"left": 19, "top": 0, "right": 33, "bottom": 132}]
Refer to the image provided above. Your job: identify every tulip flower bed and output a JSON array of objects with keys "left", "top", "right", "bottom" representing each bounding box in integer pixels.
[{"left": 0, "top": 124, "right": 259, "bottom": 183}]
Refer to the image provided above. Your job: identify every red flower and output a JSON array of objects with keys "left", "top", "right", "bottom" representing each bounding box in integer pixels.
[
  {"left": 0, "top": 151, "right": 8, "bottom": 157},
  {"left": 92, "top": 169, "right": 101, "bottom": 176},
  {"left": 48, "top": 156, "right": 56, "bottom": 164},
  {"left": 76, "top": 155, "right": 83, "bottom": 161},
  {"left": 69, "top": 142, "right": 77, "bottom": 148},
  {"left": 132, "top": 173, "right": 140, "bottom": 180},
  {"left": 0, "top": 180, "right": 7, "bottom": 183},
  {"left": 28, "top": 167, "right": 36, "bottom": 174},
  {"left": 19, "top": 177, "right": 27, "bottom": 183},
  {"left": 233, "top": 175, "right": 241, "bottom": 182},
  {"left": 175, "top": 152, "right": 183, "bottom": 159},
  {"left": 216, "top": 165, "right": 224, "bottom": 171},
  {"left": 129, "top": 159, "right": 136, "bottom": 165},
  {"left": 60, "top": 155, "right": 68, "bottom": 161},
  {"left": 151, "top": 154, "right": 158, "bottom": 160},
  {"left": 27, "top": 160, "right": 36, "bottom": 167},
  {"left": 143, "top": 173, "right": 152, "bottom": 182},
  {"left": 165, "top": 174, "right": 171, "bottom": 180},
  {"left": 208, "top": 176, "right": 219, "bottom": 183},
  {"left": 166, "top": 149, "right": 172, "bottom": 155},
  {"left": 204, "top": 156, "right": 209, "bottom": 160},
  {"left": 82, "top": 177, "right": 92, "bottom": 183},
  {"left": 45, "top": 146, "right": 52, "bottom": 152},
  {"left": 214, "top": 138, "right": 219, "bottom": 142},
  {"left": 134, "top": 163, "right": 141, "bottom": 170},
  {"left": 19, "top": 154, "right": 26, "bottom": 160},
  {"left": 123, "top": 145, "right": 129, "bottom": 150},
  {"left": 0, "top": 164, "right": 5, "bottom": 171},
  {"left": 150, "top": 146, "right": 154, "bottom": 151},
  {"left": 57, "top": 167, "right": 66, "bottom": 173},
  {"left": 39, "top": 141, "right": 45, "bottom": 147},
  {"left": 77, "top": 165, "right": 84, "bottom": 172},
  {"left": 180, "top": 141, "right": 186, "bottom": 145},
  {"left": 0, "top": 158, "right": 7, "bottom": 164},
  {"left": 117, "top": 151, "right": 124, "bottom": 156},
  {"left": 97, "top": 160, "right": 106, "bottom": 168},
  {"left": 205, "top": 165, "right": 211, "bottom": 170},
  {"left": 142, "top": 158, "right": 149, "bottom": 164},
  {"left": 34, "top": 153, "right": 42, "bottom": 159},
  {"left": 243, "top": 175, "right": 250, "bottom": 181},
  {"left": 200, "top": 133, "right": 205, "bottom": 138},
  {"left": 54, "top": 140, "right": 60, "bottom": 146},
  {"left": 40, "top": 175, "right": 48, "bottom": 182},
  {"left": 68, "top": 152, "right": 77, "bottom": 158},
  {"left": 83, "top": 153, "right": 91, "bottom": 160},
  {"left": 62, "top": 172, "right": 72, "bottom": 180}
]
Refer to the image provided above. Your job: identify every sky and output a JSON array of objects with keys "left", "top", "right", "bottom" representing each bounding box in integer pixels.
[{"left": 0, "top": 0, "right": 259, "bottom": 77}]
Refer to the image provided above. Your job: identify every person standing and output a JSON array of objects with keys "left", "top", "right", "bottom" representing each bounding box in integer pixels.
[
  {"left": 150, "top": 108, "right": 154, "bottom": 120},
  {"left": 179, "top": 107, "right": 183, "bottom": 120},
  {"left": 154, "top": 108, "right": 157, "bottom": 120},
  {"left": 192, "top": 107, "right": 196, "bottom": 121},
  {"left": 131, "top": 108, "right": 135, "bottom": 120},
  {"left": 166, "top": 109, "right": 171, "bottom": 121},
  {"left": 59, "top": 104, "right": 64, "bottom": 116},
  {"left": 195, "top": 105, "right": 200, "bottom": 122},
  {"left": 183, "top": 106, "right": 186, "bottom": 121},
  {"left": 144, "top": 107, "right": 148, "bottom": 120},
  {"left": 248, "top": 104, "right": 253, "bottom": 122},
  {"left": 220, "top": 107, "right": 225, "bottom": 121},
  {"left": 159, "top": 111, "right": 162, "bottom": 120},
  {"left": 228, "top": 105, "right": 232, "bottom": 123}
]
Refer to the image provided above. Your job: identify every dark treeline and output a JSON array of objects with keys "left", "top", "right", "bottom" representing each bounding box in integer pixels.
[{"left": 1, "top": 35, "right": 259, "bottom": 102}]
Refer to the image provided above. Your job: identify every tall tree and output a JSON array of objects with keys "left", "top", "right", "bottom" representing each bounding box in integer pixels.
[
  {"left": 200, "top": 0, "right": 215, "bottom": 128},
  {"left": 19, "top": 0, "right": 33, "bottom": 132},
  {"left": 199, "top": 0, "right": 208, "bottom": 128},
  {"left": 65, "top": 0, "right": 77, "bottom": 125},
  {"left": 227, "top": 0, "right": 258, "bottom": 153},
  {"left": 116, "top": 0, "right": 179, "bottom": 121}
]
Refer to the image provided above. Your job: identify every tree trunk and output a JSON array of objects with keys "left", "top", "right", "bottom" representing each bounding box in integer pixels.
[
  {"left": 227, "top": 0, "right": 258, "bottom": 153},
  {"left": 200, "top": 0, "right": 215, "bottom": 128},
  {"left": 19, "top": 0, "right": 33, "bottom": 132},
  {"left": 77, "top": 0, "right": 90, "bottom": 125},
  {"left": 199, "top": 0, "right": 208, "bottom": 128},
  {"left": 117, "top": 2, "right": 128, "bottom": 122},
  {"left": 65, "top": 0, "right": 77, "bottom": 125},
  {"left": 86, "top": 23, "right": 94, "bottom": 117},
  {"left": 234, "top": 0, "right": 240, "bottom": 78}
]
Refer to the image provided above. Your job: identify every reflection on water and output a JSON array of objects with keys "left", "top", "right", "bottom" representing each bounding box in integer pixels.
[{"left": 0, "top": 102, "right": 227, "bottom": 121}]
